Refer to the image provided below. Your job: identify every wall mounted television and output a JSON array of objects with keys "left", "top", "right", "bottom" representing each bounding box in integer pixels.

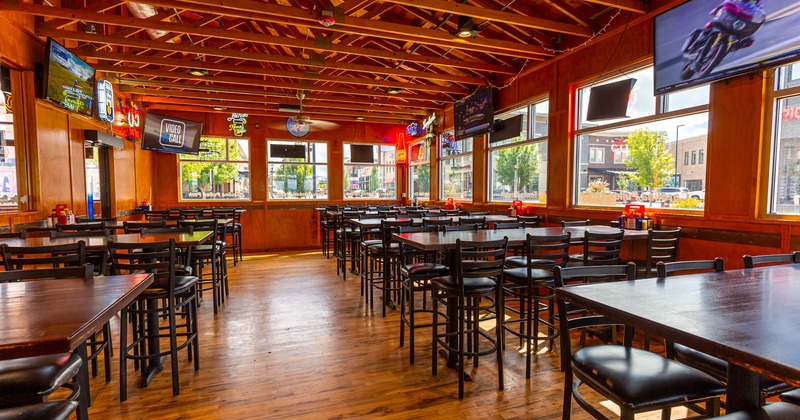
[
  {"left": 42, "top": 38, "right": 96, "bottom": 117},
  {"left": 654, "top": 0, "right": 800, "bottom": 95},
  {"left": 141, "top": 112, "right": 203, "bottom": 155},
  {"left": 454, "top": 87, "right": 494, "bottom": 140}
]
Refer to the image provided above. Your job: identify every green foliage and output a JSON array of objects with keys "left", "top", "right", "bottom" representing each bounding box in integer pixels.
[
  {"left": 673, "top": 197, "right": 703, "bottom": 209},
  {"left": 617, "top": 172, "right": 630, "bottom": 192},
  {"left": 624, "top": 128, "right": 674, "bottom": 195},
  {"left": 416, "top": 164, "right": 430, "bottom": 193},
  {"left": 369, "top": 167, "right": 379, "bottom": 191},
  {"left": 180, "top": 138, "right": 242, "bottom": 199},
  {"left": 494, "top": 144, "right": 540, "bottom": 192}
]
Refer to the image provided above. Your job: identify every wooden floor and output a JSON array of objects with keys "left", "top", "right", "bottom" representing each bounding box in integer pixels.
[{"left": 83, "top": 250, "right": 676, "bottom": 419}]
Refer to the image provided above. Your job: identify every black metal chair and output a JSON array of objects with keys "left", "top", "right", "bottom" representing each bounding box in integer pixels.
[
  {"left": 632, "top": 228, "right": 681, "bottom": 278},
  {"left": 743, "top": 251, "right": 800, "bottom": 268},
  {"left": 563, "top": 220, "right": 590, "bottom": 262},
  {"left": 76, "top": 216, "right": 117, "bottom": 223},
  {"left": 712, "top": 402, "right": 800, "bottom": 419},
  {"left": 658, "top": 257, "right": 794, "bottom": 405},
  {"left": 0, "top": 401, "right": 79, "bottom": 420},
  {"left": 458, "top": 216, "right": 487, "bottom": 229},
  {"left": 422, "top": 218, "right": 453, "bottom": 228},
  {"left": 55, "top": 222, "right": 106, "bottom": 232},
  {"left": 397, "top": 225, "right": 449, "bottom": 364},
  {"left": 123, "top": 220, "right": 166, "bottom": 233},
  {"left": 0, "top": 354, "right": 82, "bottom": 414},
  {"left": 212, "top": 208, "right": 239, "bottom": 266},
  {"left": 431, "top": 237, "right": 508, "bottom": 399},
  {"left": 367, "top": 219, "right": 413, "bottom": 317},
  {"left": 517, "top": 215, "right": 541, "bottom": 227},
  {"left": 501, "top": 232, "right": 571, "bottom": 378},
  {"left": 554, "top": 263, "right": 725, "bottom": 419},
  {"left": 109, "top": 238, "right": 199, "bottom": 401},
  {"left": 442, "top": 224, "right": 480, "bottom": 232},
  {"left": 0, "top": 231, "right": 25, "bottom": 239},
  {"left": 179, "top": 219, "right": 226, "bottom": 314}
]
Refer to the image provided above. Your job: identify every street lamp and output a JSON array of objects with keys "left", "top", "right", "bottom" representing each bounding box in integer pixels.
[{"left": 674, "top": 124, "right": 685, "bottom": 187}]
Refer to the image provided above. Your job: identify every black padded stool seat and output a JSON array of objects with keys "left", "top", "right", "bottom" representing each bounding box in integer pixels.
[
  {"left": 504, "top": 256, "right": 558, "bottom": 268},
  {"left": 714, "top": 402, "right": 800, "bottom": 419},
  {"left": 0, "top": 353, "right": 81, "bottom": 406},
  {"left": 502, "top": 266, "right": 556, "bottom": 285},
  {"left": 149, "top": 275, "right": 198, "bottom": 290},
  {"left": 674, "top": 343, "right": 794, "bottom": 395},
  {"left": 572, "top": 345, "right": 725, "bottom": 409},
  {"left": 431, "top": 275, "right": 497, "bottom": 293},
  {"left": 780, "top": 388, "right": 800, "bottom": 404},
  {"left": 400, "top": 262, "right": 449, "bottom": 277},
  {"left": 0, "top": 401, "right": 78, "bottom": 420}
]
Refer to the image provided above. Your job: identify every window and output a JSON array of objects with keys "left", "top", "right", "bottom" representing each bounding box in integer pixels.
[
  {"left": 488, "top": 99, "right": 548, "bottom": 203},
  {"left": 699, "top": 150, "right": 704, "bottom": 164},
  {"left": 343, "top": 143, "right": 396, "bottom": 199},
  {"left": 691, "top": 151, "right": 697, "bottom": 165},
  {"left": 574, "top": 66, "right": 709, "bottom": 209},
  {"left": 440, "top": 131, "right": 472, "bottom": 200},
  {"left": 180, "top": 137, "right": 250, "bottom": 200},
  {"left": 409, "top": 139, "right": 430, "bottom": 200},
  {"left": 589, "top": 147, "right": 605, "bottom": 164},
  {"left": 768, "top": 62, "right": 800, "bottom": 214},
  {"left": 267, "top": 140, "right": 327, "bottom": 200},
  {"left": 0, "top": 66, "right": 19, "bottom": 210}
]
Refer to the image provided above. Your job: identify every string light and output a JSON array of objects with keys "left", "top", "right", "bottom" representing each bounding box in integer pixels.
[{"left": 538, "top": 9, "right": 624, "bottom": 54}]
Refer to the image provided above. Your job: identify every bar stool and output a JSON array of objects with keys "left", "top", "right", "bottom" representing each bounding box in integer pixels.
[
  {"left": 367, "top": 219, "right": 413, "bottom": 316},
  {"left": 179, "top": 219, "right": 226, "bottom": 314},
  {"left": 0, "top": 401, "right": 79, "bottom": 420},
  {"left": 0, "top": 354, "right": 82, "bottom": 413}
]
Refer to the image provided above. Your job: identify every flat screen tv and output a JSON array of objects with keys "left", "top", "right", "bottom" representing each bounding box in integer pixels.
[
  {"left": 141, "top": 112, "right": 202, "bottom": 154},
  {"left": 42, "top": 38, "right": 96, "bottom": 117},
  {"left": 654, "top": 0, "right": 800, "bottom": 95},
  {"left": 586, "top": 78, "right": 637, "bottom": 121},
  {"left": 454, "top": 87, "right": 493, "bottom": 140}
]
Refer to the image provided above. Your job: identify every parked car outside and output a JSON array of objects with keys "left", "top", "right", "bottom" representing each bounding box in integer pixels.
[{"left": 689, "top": 190, "right": 705, "bottom": 200}]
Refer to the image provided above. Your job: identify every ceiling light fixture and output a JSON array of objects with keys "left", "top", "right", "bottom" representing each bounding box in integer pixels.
[
  {"left": 453, "top": 16, "right": 479, "bottom": 38},
  {"left": 188, "top": 68, "right": 210, "bottom": 77},
  {"left": 387, "top": 87, "right": 402, "bottom": 94},
  {"left": 354, "top": 116, "right": 366, "bottom": 120},
  {"left": 212, "top": 105, "right": 227, "bottom": 111}
]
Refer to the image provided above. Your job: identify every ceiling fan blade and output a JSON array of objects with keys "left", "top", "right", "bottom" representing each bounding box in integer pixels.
[{"left": 308, "top": 119, "right": 340, "bottom": 131}]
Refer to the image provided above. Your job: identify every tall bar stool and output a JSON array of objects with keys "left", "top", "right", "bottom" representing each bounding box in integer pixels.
[
  {"left": 179, "top": 219, "right": 226, "bottom": 314},
  {"left": 335, "top": 210, "right": 364, "bottom": 280},
  {"left": 398, "top": 225, "right": 449, "bottom": 364},
  {"left": 109, "top": 238, "right": 199, "bottom": 401},
  {"left": 321, "top": 206, "right": 339, "bottom": 258},
  {"left": 367, "top": 219, "right": 413, "bottom": 316},
  {"left": 431, "top": 237, "right": 508, "bottom": 399},
  {"left": 212, "top": 208, "right": 239, "bottom": 266}
]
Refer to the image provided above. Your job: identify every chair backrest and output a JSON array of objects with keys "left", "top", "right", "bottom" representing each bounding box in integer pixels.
[
  {"left": 443, "top": 224, "right": 480, "bottom": 232},
  {"left": 582, "top": 229, "right": 625, "bottom": 266},
  {"left": 1, "top": 241, "right": 87, "bottom": 270},
  {"left": 378, "top": 210, "right": 400, "bottom": 217},
  {"left": 422, "top": 218, "right": 453, "bottom": 227},
  {"left": 56, "top": 222, "right": 106, "bottom": 232},
  {"left": 562, "top": 219, "right": 590, "bottom": 227},
  {"left": 211, "top": 209, "right": 236, "bottom": 219},
  {"left": 179, "top": 209, "right": 204, "bottom": 219},
  {"left": 123, "top": 220, "right": 167, "bottom": 234},
  {"left": 379, "top": 219, "right": 414, "bottom": 247},
  {"left": 743, "top": 251, "right": 800, "bottom": 268},
  {"left": 494, "top": 222, "right": 524, "bottom": 230},
  {"left": 0, "top": 264, "right": 94, "bottom": 283},
  {"left": 77, "top": 216, "right": 117, "bottom": 223},
  {"left": 523, "top": 232, "right": 572, "bottom": 270},
  {"left": 359, "top": 213, "right": 386, "bottom": 220},
  {"left": 458, "top": 216, "right": 486, "bottom": 228},
  {"left": 144, "top": 210, "right": 168, "bottom": 220},
  {"left": 0, "top": 231, "right": 25, "bottom": 239},
  {"left": 439, "top": 209, "right": 461, "bottom": 216},
  {"left": 407, "top": 209, "right": 430, "bottom": 217},
  {"left": 656, "top": 258, "right": 724, "bottom": 277},
  {"left": 179, "top": 219, "right": 222, "bottom": 242},
  {"left": 517, "top": 215, "right": 541, "bottom": 228},
  {"left": 141, "top": 226, "right": 194, "bottom": 235},
  {"left": 554, "top": 262, "right": 637, "bottom": 287},
  {"left": 50, "top": 229, "right": 110, "bottom": 239},
  {"left": 644, "top": 228, "right": 681, "bottom": 274},
  {"left": 454, "top": 237, "right": 508, "bottom": 292},
  {"left": 108, "top": 239, "right": 177, "bottom": 291},
  {"left": 397, "top": 225, "right": 441, "bottom": 264},
  {"left": 467, "top": 211, "right": 490, "bottom": 216}
]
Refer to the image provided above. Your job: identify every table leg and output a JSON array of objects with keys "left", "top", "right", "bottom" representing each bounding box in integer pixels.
[
  {"left": 726, "top": 364, "right": 760, "bottom": 411},
  {"left": 74, "top": 343, "right": 90, "bottom": 420},
  {"left": 141, "top": 297, "right": 164, "bottom": 387}
]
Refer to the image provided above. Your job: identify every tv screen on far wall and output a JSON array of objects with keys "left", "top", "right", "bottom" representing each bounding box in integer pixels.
[
  {"left": 42, "top": 38, "right": 96, "bottom": 117},
  {"left": 654, "top": 0, "right": 800, "bottom": 95},
  {"left": 454, "top": 87, "right": 493, "bottom": 140},
  {"left": 141, "top": 112, "right": 203, "bottom": 155}
]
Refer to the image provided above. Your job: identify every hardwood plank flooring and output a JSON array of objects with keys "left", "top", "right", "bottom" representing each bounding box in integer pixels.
[{"left": 82, "top": 251, "right": 670, "bottom": 419}]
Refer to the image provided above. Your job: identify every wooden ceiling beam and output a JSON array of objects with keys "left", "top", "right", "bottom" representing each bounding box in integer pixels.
[
  {"left": 143, "top": 104, "right": 410, "bottom": 124},
  {"left": 141, "top": 0, "right": 552, "bottom": 58},
  {"left": 96, "top": 63, "right": 451, "bottom": 102},
  {"left": 579, "top": 0, "right": 646, "bottom": 13},
  {"left": 49, "top": 0, "right": 126, "bottom": 30},
  {"left": 38, "top": 28, "right": 492, "bottom": 83},
  {"left": 540, "top": 0, "right": 594, "bottom": 27},
  {"left": 82, "top": 49, "right": 471, "bottom": 94},
  {"left": 9, "top": 2, "right": 516, "bottom": 74},
  {"left": 378, "top": 0, "right": 593, "bottom": 36}
]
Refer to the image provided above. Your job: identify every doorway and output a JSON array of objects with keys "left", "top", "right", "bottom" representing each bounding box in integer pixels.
[{"left": 85, "top": 145, "right": 112, "bottom": 218}]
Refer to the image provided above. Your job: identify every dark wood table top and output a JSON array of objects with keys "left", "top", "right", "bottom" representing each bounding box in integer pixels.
[
  {"left": 394, "top": 225, "right": 646, "bottom": 250},
  {"left": 2, "top": 231, "right": 212, "bottom": 251},
  {"left": 555, "top": 264, "right": 800, "bottom": 410},
  {"left": 348, "top": 214, "right": 518, "bottom": 229},
  {"left": 0, "top": 273, "right": 153, "bottom": 360}
]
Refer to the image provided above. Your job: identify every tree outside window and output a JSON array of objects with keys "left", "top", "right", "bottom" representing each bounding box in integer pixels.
[{"left": 179, "top": 137, "right": 250, "bottom": 200}]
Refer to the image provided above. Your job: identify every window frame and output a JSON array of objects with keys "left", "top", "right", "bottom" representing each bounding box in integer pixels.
[
  {"left": 343, "top": 142, "right": 397, "bottom": 200},
  {"left": 266, "top": 139, "right": 328, "bottom": 201},
  {"left": 439, "top": 131, "right": 473, "bottom": 201},
  {"left": 487, "top": 97, "right": 549, "bottom": 204},
  {"left": 572, "top": 64, "right": 710, "bottom": 211},
  {"left": 178, "top": 136, "right": 251, "bottom": 202},
  {"left": 408, "top": 137, "right": 431, "bottom": 201}
]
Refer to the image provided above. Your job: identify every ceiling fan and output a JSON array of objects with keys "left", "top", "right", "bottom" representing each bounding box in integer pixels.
[{"left": 276, "top": 90, "right": 339, "bottom": 138}]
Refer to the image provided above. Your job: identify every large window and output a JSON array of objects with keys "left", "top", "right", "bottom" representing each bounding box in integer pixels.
[
  {"left": 488, "top": 99, "right": 548, "bottom": 203},
  {"left": 768, "top": 62, "right": 800, "bottom": 214},
  {"left": 267, "top": 140, "right": 327, "bottom": 200},
  {"left": 409, "top": 139, "right": 430, "bottom": 200},
  {"left": 0, "top": 66, "right": 18, "bottom": 210},
  {"left": 180, "top": 137, "right": 250, "bottom": 201},
  {"left": 574, "top": 66, "right": 709, "bottom": 209},
  {"left": 439, "top": 131, "right": 472, "bottom": 200},
  {"left": 343, "top": 143, "right": 396, "bottom": 199}
]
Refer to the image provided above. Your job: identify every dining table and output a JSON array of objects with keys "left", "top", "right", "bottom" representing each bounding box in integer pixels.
[
  {"left": 555, "top": 264, "right": 800, "bottom": 412},
  {"left": 0, "top": 274, "right": 154, "bottom": 419},
  {"left": 347, "top": 214, "right": 520, "bottom": 229},
  {"left": 1, "top": 230, "right": 213, "bottom": 251},
  {"left": 392, "top": 225, "right": 646, "bottom": 370}
]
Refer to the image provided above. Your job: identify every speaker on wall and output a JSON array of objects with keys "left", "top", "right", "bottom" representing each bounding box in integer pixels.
[{"left": 586, "top": 78, "right": 637, "bottom": 122}]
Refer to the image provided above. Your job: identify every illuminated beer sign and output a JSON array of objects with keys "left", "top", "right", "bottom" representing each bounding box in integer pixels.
[
  {"left": 227, "top": 113, "right": 248, "bottom": 136},
  {"left": 97, "top": 79, "right": 114, "bottom": 123}
]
